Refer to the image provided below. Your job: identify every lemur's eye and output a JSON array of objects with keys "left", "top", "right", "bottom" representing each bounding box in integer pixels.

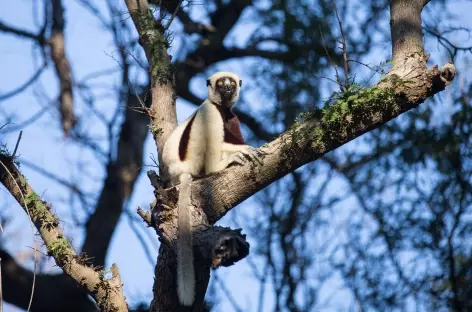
[
  {"left": 217, "top": 81, "right": 223, "bottom": 86},
  {"left": 231, "top": 81, "right": 236, "bottom": 86}
]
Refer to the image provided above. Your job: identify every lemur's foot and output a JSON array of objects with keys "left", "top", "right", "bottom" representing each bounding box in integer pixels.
[
  {"left": 227, "top": 152, "right": 247, "bottom": 167},
  {"left": 239, "top": 146, "right": 266, "bottom": 165}
]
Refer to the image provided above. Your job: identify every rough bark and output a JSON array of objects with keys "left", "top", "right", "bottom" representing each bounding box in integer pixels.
[
  {"left": 0, "top": 154, "right": 128, "bottom": 312},
  {"left": 390, "top": 0, "right": 425, "bottom": 65},
  {"left": 124, "top": 0, "right": 177, "bottom": 159},
  {"left": 147, "top": 191, "right": 250, "bottom": 311},
  {"left": 146, "top": 225, "right": 248, "bottom": 312}
]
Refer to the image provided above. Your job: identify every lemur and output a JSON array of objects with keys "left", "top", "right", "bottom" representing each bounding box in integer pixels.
[{"left": 162, "top": 72, "right": 261, "bottom": 306}]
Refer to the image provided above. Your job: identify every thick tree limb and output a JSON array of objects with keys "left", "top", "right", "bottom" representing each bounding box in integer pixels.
[
  {"left": 49, "top": 0, "right": 77, "bottom": 136},
  {"left": 0, "top": 154, "right": 128, "bottom": 312},
  {"left": 124, "top": 0, "right": 177, "bottom": 161},
  {"left": 82, "top": 93, "right": 150, "bottom": 267},
  {"left": 188, "top": 62, "right": 455, "bottom": 224},
  {"left": 0, "top": 2, "right": 77, "bottom": 136},
  {"left": 144, "top": 173, "right": 250, "bottom": 311},
  {"left": 390, "top": 0, "right": 425, "bottom": 66},
  {"left": 153, "top": 53, "right": 454, "bottom": 222}
]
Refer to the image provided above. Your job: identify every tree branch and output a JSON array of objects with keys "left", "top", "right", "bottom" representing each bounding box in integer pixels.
[
  {"left": 0, "top": 20, "right": 43, "bottom": 42},
  {"left": 124, "top": 0, "right": 178, "bottom": 163},
  {"left": 49, "top": 0, "right": 77, "bottom": 136},
  {"left": 0, "top": 154, "right": 128, "bottom": 312},
  {"left": 1, "top": 2, "right": 76, "bottom": 136},
  {"left": 389, "top": 0, "right": 426, "bottom": 72},
  {"left": 192, "top": 64, "right": 455, "bottom": 224}
]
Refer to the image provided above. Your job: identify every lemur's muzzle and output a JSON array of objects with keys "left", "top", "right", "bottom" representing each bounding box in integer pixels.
[{"left": 221, "top": 85, "right": 235, "bottom": 97}]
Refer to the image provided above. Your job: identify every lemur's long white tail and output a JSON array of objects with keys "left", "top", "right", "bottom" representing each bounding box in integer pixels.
[{"left": 177, "top": 173, "right": 195, "bottom": 306}]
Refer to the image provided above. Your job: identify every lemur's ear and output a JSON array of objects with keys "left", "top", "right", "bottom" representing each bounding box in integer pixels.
[
  {"left": 239, "top": 80, "right": 242, "bottom": 87},
  {"left": 206, "top": 79, "right": 211, "bottom": 87}
]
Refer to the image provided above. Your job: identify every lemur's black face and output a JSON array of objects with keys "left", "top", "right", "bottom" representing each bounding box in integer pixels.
[
  {"left": 207, "top": 76, "right": 242, "bottom": 103},
  {"left": 215, "top": 77, "right": 238, "bottom": 100}
]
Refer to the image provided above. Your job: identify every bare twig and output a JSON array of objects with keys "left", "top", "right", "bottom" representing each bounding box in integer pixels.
[
  {"left": 28, "top": 245, "right": 38, "bottom": 312},
  {"left": 333, "top": 1, "right": 350, "bottom": 90},
  {"left": 0, "top": 107, "right": 51, "bottom": 135},
  {"left": 125, "top": 209, "right": 155, "bottom": 265},
  {"left": 20, "top": 158, "right": 91, "bottom": 200},
  {"left": 164, "top": 0, "right": 183, "bottom": 30},
  {"left": 423, "top": 25, "right": 472, "bottom": 59},
  {"left": 0, "top": 63, "right": 47, "bottom": 102},
  {"left": 319, "top": 26, "right": 343, "bottom": 90},
  {"left": 104, "top": 50, "right": 150, "bottom": 115},
  {"left": 137, "top": 207, "right": 152, "bottom": 226}
]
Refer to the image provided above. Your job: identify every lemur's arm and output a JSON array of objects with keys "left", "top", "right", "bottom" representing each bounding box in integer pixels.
[
  {"left": 207, "top": 151, "right": 247, "bottom": 173},
  {"left": 221, "top": 142, "right": 250, "bottom": 152},
  {"left": 220, "top": 112, "right": 265, "bottom": 162},
  {"left": 202, "top": 106, "right": 247, "bottom": 174}
]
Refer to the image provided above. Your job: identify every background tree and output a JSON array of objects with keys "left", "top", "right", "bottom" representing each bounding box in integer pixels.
[{"left": 0, "top": 0, "right": 468, "bottom": 311}]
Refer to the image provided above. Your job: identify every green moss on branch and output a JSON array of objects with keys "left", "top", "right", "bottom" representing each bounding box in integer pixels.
[
  {"left": 295, "top": 84, "right": 398, "bottom": 153},
  {"left": 135, "top": 8, "right": 173, "bottom": 84}
]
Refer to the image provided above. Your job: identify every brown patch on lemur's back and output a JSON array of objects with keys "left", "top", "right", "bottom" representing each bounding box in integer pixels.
[
  {"left": 211, "top": 104, "right": 245, "bottom": 145},
  {"left": 224, "top": 113, "right": 245, "bottom": 145},
  {"left": 179, "top": 113, "right": 197, "bottom": 161}
]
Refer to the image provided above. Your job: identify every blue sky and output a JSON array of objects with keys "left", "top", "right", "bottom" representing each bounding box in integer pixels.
[{"left": 1, "top": 0, "right": 471, "bottom": 311}]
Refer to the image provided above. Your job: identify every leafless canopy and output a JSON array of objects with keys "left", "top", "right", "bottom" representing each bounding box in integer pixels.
[{"left": 0, "top": 0, "right": 466, "bottom": 311}]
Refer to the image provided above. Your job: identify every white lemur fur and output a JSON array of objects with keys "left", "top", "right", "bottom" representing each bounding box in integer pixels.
[{"left": 162, "top": 72, "right": 260, "bottom": 306}]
